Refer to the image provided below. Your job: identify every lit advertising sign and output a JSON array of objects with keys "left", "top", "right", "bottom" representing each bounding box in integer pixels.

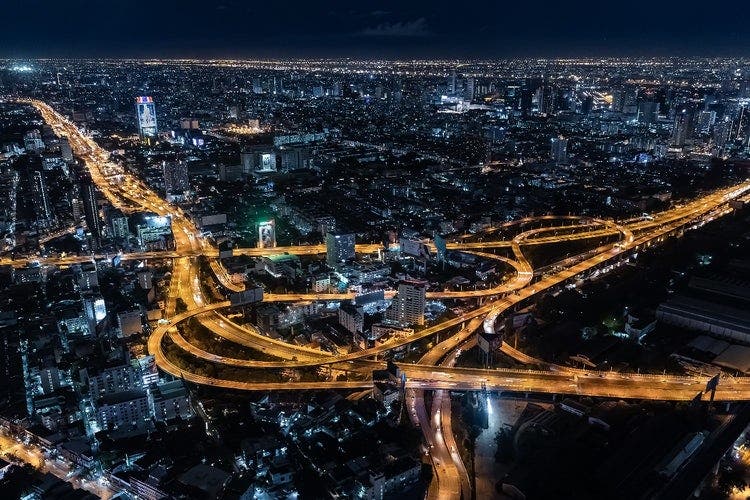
[
  {"left": 135, "top": 96, "right": 157, "bottom": 137},
  {"left": 258, "top": 220, "right": 276, "bottom": 248},
  {"left": 260, "top": 153, "right": 274, "bottom": 171},
  {"left": 400, "top": 238, "right": 431, "bottom": 259}
]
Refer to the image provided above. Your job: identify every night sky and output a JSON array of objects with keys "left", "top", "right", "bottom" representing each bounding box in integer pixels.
[{"left": 4, "top": 0, "right": 750, "bottom": 59}]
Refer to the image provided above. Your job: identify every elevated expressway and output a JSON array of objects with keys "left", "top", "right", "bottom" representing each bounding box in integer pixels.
[
  {"left": 19, "top": 98, "right": 750, "bottom": 403},
  {"left": 150, "top": 181, "right": 750, "bottom": 398},
  {"left": 23, "top": 98, "right": 750, "bottom": 500}
]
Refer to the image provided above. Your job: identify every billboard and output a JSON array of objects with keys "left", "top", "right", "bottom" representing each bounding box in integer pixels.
[
  {"left": 135, "top": 96, "right": 157, "bottom": 137},
  {"left": 400, "top": 238, "right": 431, "bottom": 259},
  {"left": 259, "top": 153, "right": 275, "bottom": 171},
  {"left": 258, "top": 220, "right": 276, "bottom": 248}
]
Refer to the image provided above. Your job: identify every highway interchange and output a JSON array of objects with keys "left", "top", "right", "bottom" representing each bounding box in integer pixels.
[{"left": 19, "top": 98, "right": 750, "bottom": 500}]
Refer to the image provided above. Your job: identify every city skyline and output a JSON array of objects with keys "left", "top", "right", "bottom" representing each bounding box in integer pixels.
[{"left": 1, "top": 44, "right": 750, "bottom": 499}]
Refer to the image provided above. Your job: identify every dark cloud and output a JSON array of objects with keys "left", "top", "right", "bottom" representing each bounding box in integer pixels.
[
  {"left": 1, "top": 0, "right": 749, "bottom": 58},
  {"left": 360, "top": 18, "right": 430, "bottom": 37}
]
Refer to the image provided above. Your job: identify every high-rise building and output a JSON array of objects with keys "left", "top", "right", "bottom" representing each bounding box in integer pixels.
[
  {"left": 31, "top": 171, "right": 54, "bottom": 227},
  {"left": 241, "top": 146, "right": 277, "bottom": 173},
  {"left": 610, "top": 89, "right": 624, "bottom": 112},
  {"left": 258, "top": 220, "right": 276, "bottom": 249},
  {"left": 23, "top": 130, "right": 45, "bottom": 152},
  {"left": 80, "top": 181, "right": 102, "bottom": 247},
  {"left": 135, "top": 96, "right": 158, "bottom": 140},
  {"left": 696, "top": 110, "right": 716, "bottom": 133},
  {"left": 326, "top": 232, "right": 355, "bottom": 266},
  {"left": 464, "top": 78, "right": 475, "bottom": 101},
  {"left": 163, "top": 161, "right": 189, "bottom": 202},
  {"left": 550, "top": 136, "right": 568, "bottom": 164},
  {"left": 637, "top": 101, "right": 660, "bottom": 124},
  {"left": 537, "top": 82, "right": 556, "bottom": 115},
  {"left": 713, "top": 117, "right": 733, "bottom": 149},
  {"left": 671, "top": 108, "right": 694, "bottom": 147},
  {"left": 735, "top": 106, "right": 750, "bottom": 143},
  {"left": 279, "top": 145, "right": 312, "bottom": 171},
  {"left": 387, "top": 280, "right": 427, "bottom": 326},
  {"left": 108, "top": 208, "right": 130, "bottom": 240}
]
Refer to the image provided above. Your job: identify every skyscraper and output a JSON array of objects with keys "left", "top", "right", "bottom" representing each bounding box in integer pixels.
[
  {"left": 108, "top": 208, "right": 131, "bottom": 241},
  {"left": 31, "top": 171, "right": 54, "bottom": 227},
  {"left": 326, "top": 232, "right": 355, "bottom": 266},
  {"left": 537, "top": 81, "right": 556, "bottom": 115},
  {"left": 671, "top": 108, "right": 694, "bottom": 147},
  {"left": 386, "top": 280, "right": 427, "bottom": 326},
  {"left": 135, "top": 96, "right": 158, "bottom": 141},
  {"left": 163, "top": 161, "right": 189, "bottom": 202},
  {"left": 464, "top": 78, "right": 475, "bottom": 101},
  {"left": 80, "top": 181, "right": 102, "bottom": 248},
  {"left": 550, "top": 136, "right": 568, "bottom": 164},
  {"left": 637, "top": 101, "right": 660, "bottom": 124}
]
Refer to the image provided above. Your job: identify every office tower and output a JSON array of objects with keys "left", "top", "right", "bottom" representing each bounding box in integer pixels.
[
  {"left": 387, "top": 280, "right": 427, "bottom": 326},
  {"left": 258, "top": 220, "right": 276, "bottom": 249},
  {"left": 326, "top": 232, "right": 355, "bottom": 266},
  {"left": 163, "top": 161, "right": 189, "bottom": 202},
  {"left": 464, "top": 78, "right": 475, "bottom": 101},
  {"left": 610, "top": 89, "right": 624, "bottom": 112},
  {"left": 550, "top": 136, "right": 568, "bottom": 164},
  {"left": 696, "top": 110, "right": 716, "bottom": 133},
  {"left": 70, "top": 197, "right": 83, "bottom": 223},
  {"left": 538, "top": 81, "right": 556, "bottom": 115},
  {"left": 735, "top": 106, "right": 750, "bottom": 142},
  {"left": 24, "top": 130, "right": 45, "bottom": 152},
  {"left": 82, "top": 293, "right": 106, "bottom": 335},
  {"left": 520, "top": 86, "right": 534, "bottom": 116},
  {"left": 671, "top": 108, "right": 694, "bottom": 147},
  {"left": 31, "top": 171, "right": 54, "bottom": 227},
  {"left": 279, "top": 145, "right": 312, "bottom": 171},
  {"left": 637, "top": 101, "right": 660, "bottom": 124},
  {"left": 108, "top": 208, "right": 131, "bottom": 240},
  {"left": 450, "top": 69, "right": 457, "bottom": 95},
  {"left": 135, "top": 96, "right": 158, "bottom": 140},
  {"left": 80, "top": 181, "right": 102, "bottom": 247},
  {"left": 241, "top": 146, "right": 276, "bottom": 173},
  {"left": 713, "top": 117, "right": 733, "bottom": 149}
]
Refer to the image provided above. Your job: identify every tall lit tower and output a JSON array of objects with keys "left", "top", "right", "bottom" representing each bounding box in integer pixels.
[
  {"left": 135, "top": 96, "right": 158, "bottom": 142},
  {"left": 163, "top": 161, "right": 189, "bottom": 202},
  {"left": 550, "top": 136, "right": 568, "bottom": 164},
  {"left": 81, "top": 181, "right": 102, "bottom": 248},
  {"left": 387, "top": 280, "right": 427, "bottom": 326},
  {"left": 31, "top": 171, "right": 54, "bottom": 227}
]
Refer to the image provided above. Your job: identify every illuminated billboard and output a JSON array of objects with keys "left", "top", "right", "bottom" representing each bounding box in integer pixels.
[
  {"left": 258, "top": 220, "right": 276, "bottom": 248},
  {"left": 260, "top": 153, "right": 275, "bottom": 171},
  {"left": 400, "top": 238, "right": 431, "bottom": 259},
  {"left": 135, "top": 96, "right": 157, "bottom": 137}
]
